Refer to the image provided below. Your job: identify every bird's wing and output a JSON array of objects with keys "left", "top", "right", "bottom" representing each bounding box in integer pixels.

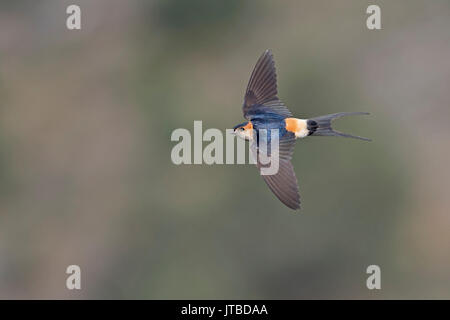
[
  {"left": 251, "top": 131, "right": 300, "bottom": 210},
  {"left": 243, "top": 50, "right": 292, "bottom": 119}
]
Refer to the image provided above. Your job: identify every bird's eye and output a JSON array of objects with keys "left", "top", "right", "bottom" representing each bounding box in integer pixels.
[{"left": 240, "top": 127, "right": 245, "bottom": 131}]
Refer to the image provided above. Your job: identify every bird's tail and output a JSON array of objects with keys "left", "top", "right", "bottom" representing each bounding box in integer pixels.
[{"left": 307, "top": 112, "right": 371, "bottom": 141}]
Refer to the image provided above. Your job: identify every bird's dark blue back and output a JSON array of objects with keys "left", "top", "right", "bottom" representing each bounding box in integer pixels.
[
  {"left": 249, "top": 107, "right": 288, "bottom": 136},
  {"left": 248, "top": 107, "right": 289, "bottom": 149}
]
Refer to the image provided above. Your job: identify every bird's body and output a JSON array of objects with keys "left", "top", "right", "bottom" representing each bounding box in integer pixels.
[
  {"left": 233, "top": 50, "right": 370, "bottom": 210},
  {"left": 235, "top": 116, "right": 309, "bottom": 141}
]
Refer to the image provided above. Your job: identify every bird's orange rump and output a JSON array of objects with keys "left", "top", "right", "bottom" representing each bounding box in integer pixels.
[
  {"left": 285, "top": 118, "right": 309, "bottom": 138},
  {"left": 284, "top": 118, "right": 300, "bottom": 133}
]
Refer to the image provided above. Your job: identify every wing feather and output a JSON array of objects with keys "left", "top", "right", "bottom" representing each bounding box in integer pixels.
[
  {"left": 251, "top": 131, "right": 300, "bottom": 210},
  {"left": 243, "top": 50, "right": 292, "bottom": 119}
]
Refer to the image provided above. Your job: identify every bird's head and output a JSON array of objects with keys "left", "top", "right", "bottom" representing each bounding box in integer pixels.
[{"left": 233, "top": 121, "right": 254, "bottom": 141}]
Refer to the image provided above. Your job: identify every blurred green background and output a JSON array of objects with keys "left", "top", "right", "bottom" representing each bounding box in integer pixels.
[{"left": 0, "top": 0, "right": 450, "bottom": 299}]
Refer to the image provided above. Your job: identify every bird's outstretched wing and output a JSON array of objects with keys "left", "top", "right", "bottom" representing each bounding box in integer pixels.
[
  {"left": 243, "top": 50, "right": 292, "bottom": 119},
  {"left": 251, "top": 131, "right": 300, "bottom": 210}
]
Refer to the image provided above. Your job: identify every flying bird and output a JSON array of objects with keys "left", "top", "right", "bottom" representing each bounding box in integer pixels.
[{"left": 233, "top": 50, "right": 370, "bottom": 210}]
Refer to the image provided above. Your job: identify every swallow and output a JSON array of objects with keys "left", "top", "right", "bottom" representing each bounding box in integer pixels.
[{"left": 233, "top": 50, "right": 370, "bottom": 210}]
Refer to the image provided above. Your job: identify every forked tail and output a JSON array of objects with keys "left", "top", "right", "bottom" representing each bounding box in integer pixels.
[{"left": 307, "top": 112, "right": 371, "bottom": 141}]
